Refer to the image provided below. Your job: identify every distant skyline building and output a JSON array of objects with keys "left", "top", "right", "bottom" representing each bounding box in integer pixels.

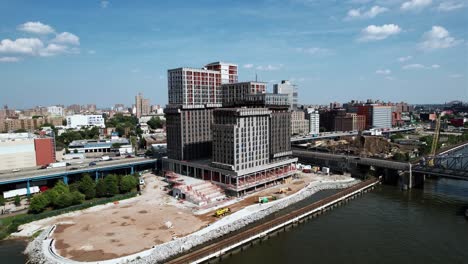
[
  {"left": 307, "top": 109, "right": 320, "bottom": 135},
  {"left": 273, "top": 80, "right": 298, "bottom": 110},
  {"left": 66, "top": 114, "right": 105, "bottom": 129},
  {"left": 357, "top": 105, "right": 392, "bottom": 129},
  {"left": 47, "top": 106, "right": 64, "bottom": 117},
  {"left": 135, "top": 93, "right": 150, "bottom": 118}
]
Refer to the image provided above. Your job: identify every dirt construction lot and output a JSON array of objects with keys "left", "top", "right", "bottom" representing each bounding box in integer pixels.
[
  {"left": 51, "top": 174, "right": 209, "bottom": 261},
  {"left": 21, "top": 171, "right": 349, "bottom": 262}
]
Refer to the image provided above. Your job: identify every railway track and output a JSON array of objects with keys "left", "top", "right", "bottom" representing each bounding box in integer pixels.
[{"left": 167, "top": 178, "right": 379, "bottom": 264}]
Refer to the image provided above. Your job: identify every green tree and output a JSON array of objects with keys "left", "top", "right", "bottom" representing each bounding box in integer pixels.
[
  {"left": 146, "top": 116, "right": 162, "bottom": 129},
  {"left": 43, "top": 189, "right": 59, "bottom": 206},
  {"left": 78, "top": 174, "right": 96, "bottom": 199},
  {"left": 0, "top": 196, "right": 5, "bottom": 206},
  {"left": 54, "top": 192, "right": 73, "bottom": 208},
  {"left": 14, "top": 129, "right": 27, "bottom": 133},
  {"left": 14, "top": 195, "right": 21, "bottom": 206},
  {"left": 70, "top": 191, "right": 85, "bottom": 205},
  {"left": 53, "top": 181, "right": 69, "bottom": 195},
  {"left": 104, "top": 175, "right": 119, "bottom": 196},
  {"left": 29, "top": 194, "right": 49, "bottom": 214},
  {"left": 96, "top": 179, "right": 107, "bottom": 198},
  {"left": 120, "top": 175, "right": 137, "bottom": 193}
]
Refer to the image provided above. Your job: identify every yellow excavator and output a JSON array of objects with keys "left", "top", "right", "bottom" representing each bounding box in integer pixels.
[{"left": 428, "top": 114, "right": 441, "bottom": 167}]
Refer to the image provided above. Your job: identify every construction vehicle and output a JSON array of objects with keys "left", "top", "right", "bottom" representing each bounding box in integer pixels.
[
  {"left": 428, "top": 114, "right": 442, "bottom": 167},
  {"left": 258, "top": 196, "right": 277, "bottom": 204},
  {"left": 214, "top": 207, "right": 231, "bottom": 217}
]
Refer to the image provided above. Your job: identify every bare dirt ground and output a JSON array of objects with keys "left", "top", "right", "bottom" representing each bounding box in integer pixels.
[
  {"left": 50, "top": 174, "right": 209, "bottom": 262},
  {"left": 20, "top": 171, "right": 350, "bottom": 262}
]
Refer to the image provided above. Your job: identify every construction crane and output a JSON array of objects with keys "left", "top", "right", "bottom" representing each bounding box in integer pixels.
[{"left": 428, "top": 114, "right": 442, "bottom": 167}]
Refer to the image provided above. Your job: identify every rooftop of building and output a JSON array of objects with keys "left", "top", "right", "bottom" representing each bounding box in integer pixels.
[
  {"left": 204, "top": 61, "right": 238, "bottom": 66},
  {"left": 69, "top": 138, "right": 129, "bottom": 148},
  {"left": 0, "top": 132, "right": 36, "bottom": 141},
  {"left": 167, "top": 67, "right": 221, "bottom": 73}
]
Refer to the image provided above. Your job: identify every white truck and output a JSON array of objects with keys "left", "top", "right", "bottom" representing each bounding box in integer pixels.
[
  {"left": 47, "top": 162, "right": 67, "bottom": 169},
  {"left": 101, "top": 156, "right": 111, "bottom": 161},
  {"left": 3, "top": 186, "right": 40, "bottom": 199}
]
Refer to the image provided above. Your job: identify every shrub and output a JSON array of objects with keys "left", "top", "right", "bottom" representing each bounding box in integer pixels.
[
  {"left": 29, "top": 194, "right": 49, "bottom": 214},
  {"left": 43, "top": 189, "right": 58, "bottom": 207},
  {"left": 0, "top": 196, "right": 5, "bottom": 206},
  {"left": 14, "top": 195, "right": 21, "bottom": 207}
]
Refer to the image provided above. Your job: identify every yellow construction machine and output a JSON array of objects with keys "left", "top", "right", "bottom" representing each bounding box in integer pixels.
[
  {"left": 214, "top": 207, "right": 231, "bottom": 217},
  {"left": 428, "top": 115, "right": 441, "bottom": 167}
]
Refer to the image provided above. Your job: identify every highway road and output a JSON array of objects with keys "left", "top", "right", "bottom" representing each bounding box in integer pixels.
[
  {"left": 0, "top": 157, "right": 156, "bottom": 184},
  {"left": 291, "top": 127, "right": 417, "bottom": 142}
]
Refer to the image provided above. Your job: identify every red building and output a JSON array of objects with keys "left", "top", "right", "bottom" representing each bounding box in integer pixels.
[{"left": 34, "top": 137, "right": 56, "bottom": 166}]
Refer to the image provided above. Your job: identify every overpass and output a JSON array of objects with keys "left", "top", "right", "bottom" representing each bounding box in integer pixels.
[
  {"left": 413, "top": 143, "right": 468, "bottom": 180},
  {"left": 0, "top": 158, "right": 157, "bottom": 195},
  {"left": 293, "top": 143, "right": 468, "bottom": 188},
  {"left": 291, "top": 127, "right": 416, "bottom": 142}
]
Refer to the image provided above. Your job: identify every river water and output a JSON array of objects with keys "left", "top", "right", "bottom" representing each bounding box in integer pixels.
[
  {"left": 221, "top": 178, "right": 468, "bottom": 264},
  {"left": 0, "top": 178, "right": 467, "bottom": 264}
]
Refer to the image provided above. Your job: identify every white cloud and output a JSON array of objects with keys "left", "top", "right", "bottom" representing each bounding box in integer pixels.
[
  {"left": 346, "top": 6, "right": 388, "bottom": 20},
  {"left": 88, "top": 50, "right": 96, "bottom": 54},
  {"left": 401, "top": 0, "right": 432, "bottom": 11},
  {"left": 449, "top": 73, "right": 462, "bottom": 78},
  {"left": 0, "top": 57, "right": 21, "bottom": 63},
  {"left": 398, "top": 55, "right": 413, "bottom": 62},
  {"left": 131, "top": 68, "right": 140, "bottom": 73},
  {"left": 402, "top": 63, "right": 441, "bottom": 69},
  {"left": 52, "top": 32, "right": 80, "bottom": 45},
  {"left": 256, "top": 64, "right": 283, "bottom": 71},
  {"left": 437, "top": 1, "right": 464, "bottom": 11},
  {"left": 376, "top": 69, "right": 391, "bottom": 75},
  {"left": 358, "top": 24, "right": 401, "bottom": 41},
  {"left": 295, "top": 47, "right": 333, "bottom": 55},
  {"left": 39, "top": 44, "right": 70, "bottom": 57},
  {"left": 419, "top": 26, "right": 461, "bottom": 50},
  {"left": 0, "top": 38, "right": 44, "bottom": 55},
  {"left": 17, "top": 21, "right": 55, "bottom": 35},
  {"left": 385, "top": 76, "right": 395, "bottom": 81},
  {"left": 101, "top": 1, "right": 109, "bottom": 8},
  {"left": 243, "top": 63, "right": 254, "bottom": 69}
]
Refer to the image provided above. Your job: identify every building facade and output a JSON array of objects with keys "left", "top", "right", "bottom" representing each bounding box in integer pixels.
[
  {"left": 66, "top": 114, "right": 105, "bottom": 129},
  {"left": 306, "top": 109, "right": 320, "bottom": 135},
  {"left": 291, "top": 110, "right": 309, "bottom": 135},
  {"left": 205, "top": 62, "right": 238, "bottom": 84},
  {"left": 0, "top": 133, "right": 55, "bottom": 171},
  {"left": 47, "top": 106, "right": 64, "bottom": 117},
  {"left": 273, "top": 80, "right": 298, "bottom": 110},
  {"left": 164, "top": 62, "right": 297, "bottom": 196},
  {"left": 135, "top": 93, "right": 151, "bottom": 118}
]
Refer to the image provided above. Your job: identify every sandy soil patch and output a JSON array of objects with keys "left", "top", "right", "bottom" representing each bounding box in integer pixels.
[{"left": 43, "top": 174, "right": 210, "bottom": 261}]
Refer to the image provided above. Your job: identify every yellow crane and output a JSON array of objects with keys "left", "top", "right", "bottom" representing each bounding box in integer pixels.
[{"left": 428, "top": 115, "right": 441, "bottom": 166}]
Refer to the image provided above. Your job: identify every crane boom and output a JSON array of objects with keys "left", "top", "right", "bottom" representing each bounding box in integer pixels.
[{"left": 428, "top": 115, "right": 441, "bottom": 166}]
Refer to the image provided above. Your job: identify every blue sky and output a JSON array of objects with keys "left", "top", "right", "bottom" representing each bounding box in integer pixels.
[{"left": 0, "top": 0, "right": 467, "bottom": 108}]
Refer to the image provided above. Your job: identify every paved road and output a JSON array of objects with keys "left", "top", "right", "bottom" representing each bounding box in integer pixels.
[{"left": 0, "top": 157, "right": 156, "bottom": 184}]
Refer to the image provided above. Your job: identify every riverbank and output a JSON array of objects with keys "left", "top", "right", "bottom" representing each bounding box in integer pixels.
[{"left": 25, "top": 177, "right": 360, "bottom": 264}]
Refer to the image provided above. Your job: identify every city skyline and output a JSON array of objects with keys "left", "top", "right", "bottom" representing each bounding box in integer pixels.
[{"left": 1, "top": 0, "right": 467, "bottom": 108}]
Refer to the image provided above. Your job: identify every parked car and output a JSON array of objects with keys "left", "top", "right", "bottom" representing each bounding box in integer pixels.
[{"left": 89, "top": 162, "right": 97, "bottom": 166}]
